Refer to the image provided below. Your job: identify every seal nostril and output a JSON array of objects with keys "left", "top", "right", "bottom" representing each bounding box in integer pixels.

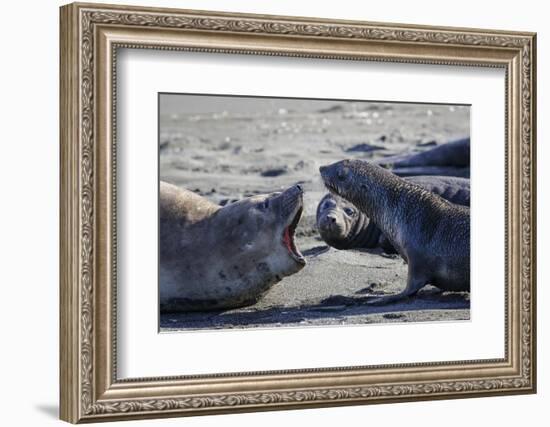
[{"left": 295, "top": 184, "right": 302, "bottom": 192}]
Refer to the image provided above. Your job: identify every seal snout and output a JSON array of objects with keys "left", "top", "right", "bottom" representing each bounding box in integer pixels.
[
  {"left": 319, "top": 213, "right": 344, "bottom": 237},
  {"left": 319, "top": 213, "right": 338, "bottom": 228},
  {"left": 319, "top": 162, "right": 346, "bottom": 195},
  {"left": 288, "top": 183, "right": 303, "bottom": 197},
  {"left": 319, "top": 165, "right": 332, "bottom": 184},
  {"left": 319, "top": 164, "right": 330, "bottom": 186}
]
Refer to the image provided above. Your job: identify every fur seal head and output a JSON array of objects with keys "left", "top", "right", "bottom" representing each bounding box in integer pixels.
[{"left": 320, "top": 160, "right": 362, "bottom": 203}]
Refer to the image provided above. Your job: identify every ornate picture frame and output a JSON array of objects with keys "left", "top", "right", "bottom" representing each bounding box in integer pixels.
[{"left": 60, "top": 2, "right": 536, "bottom": 423}]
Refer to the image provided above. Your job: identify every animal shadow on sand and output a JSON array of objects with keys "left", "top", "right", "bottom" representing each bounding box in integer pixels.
[{"left": 160, "top": 286, "right": 470, "bottom": 330}]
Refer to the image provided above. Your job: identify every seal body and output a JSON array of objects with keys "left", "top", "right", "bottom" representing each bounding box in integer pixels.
[
  {"left": 376, "top": 138, "right": 470, "bottom": 177},
  {"left": 316, "top": 175, "right": 470, "bottom": 252},
  {"left": 320, "top": 160, "right": 470, "bottom": 304},
  {"left": 160, "top": 182, "right": 305, "bottom": 312}
]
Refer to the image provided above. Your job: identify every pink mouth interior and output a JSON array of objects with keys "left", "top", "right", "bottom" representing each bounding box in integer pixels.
[
  {"left": 283, "top": 207, "right": 304, "bottom": 260},
  {"left": 283, "top": 227, "right": 294, "bottom": 253}
]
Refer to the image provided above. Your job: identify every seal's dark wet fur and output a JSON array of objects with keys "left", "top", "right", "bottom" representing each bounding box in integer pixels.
[
  {"left": 320, "top": 159, "right": 470, "bottom": 305},
  {"left": 316, "top": 175, "right": 470, "bottom": 253}
]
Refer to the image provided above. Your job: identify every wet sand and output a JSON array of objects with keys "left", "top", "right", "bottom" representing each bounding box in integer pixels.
[{"left": 159, "top": 95, "right": 470, "bottom": 331}]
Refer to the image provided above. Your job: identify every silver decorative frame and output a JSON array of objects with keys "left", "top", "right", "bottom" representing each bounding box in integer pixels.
[{"left": 60, "top": 2, "right": 536, "bottom": 423}]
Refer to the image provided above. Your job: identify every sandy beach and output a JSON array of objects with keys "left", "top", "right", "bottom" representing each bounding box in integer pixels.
[{"left": 159, "top": 94, "right": 470, "bottom": 331}]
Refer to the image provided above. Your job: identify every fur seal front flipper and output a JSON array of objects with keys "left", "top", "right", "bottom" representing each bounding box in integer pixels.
[{"left": 320, "top": 160, "right": 470, "bottom": 305}]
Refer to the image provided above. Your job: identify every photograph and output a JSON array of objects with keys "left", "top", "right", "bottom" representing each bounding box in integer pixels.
[
  {"left": 58, "top": 3, "right": 536, "bottom": 422},
  {"left": 158, "top": 94, "right": 471, "bottom": 331}
]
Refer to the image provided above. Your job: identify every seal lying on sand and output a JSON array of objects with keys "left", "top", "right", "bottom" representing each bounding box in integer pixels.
[
  {"left": 320, "top": 160, "right": 470, "bottom": 305},
  {"left": 317, "top": 175, "right": 470, "bottom": 252},
  {"left": 376, "top": 138, "right": 470, "bottom": 177},
  {"left": 160, "top": 182, "right": 305, "bottom": 312}
]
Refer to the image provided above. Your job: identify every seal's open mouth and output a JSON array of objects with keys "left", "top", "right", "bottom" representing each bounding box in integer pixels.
[{"left": 282, "top": 206, "right": 305, "bottom": 264}]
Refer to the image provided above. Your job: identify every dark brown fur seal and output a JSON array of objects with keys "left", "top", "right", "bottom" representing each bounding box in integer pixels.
[
  {"left": 160, "top": 182, "right": 305, "bottom": 312},
  {"left": 320, "top": 160, "right": 470, "bottom": 305},
  {"left": 317, "top": 175, "right": 470, "bottom": 252}
]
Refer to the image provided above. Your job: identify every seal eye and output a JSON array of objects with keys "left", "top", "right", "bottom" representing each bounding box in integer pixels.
[
  {"left": 337, "top": 167, "right": 348, "bottom": 182},
  {"left": 343, "top": 207, "right": 355, "bottom": 217}
]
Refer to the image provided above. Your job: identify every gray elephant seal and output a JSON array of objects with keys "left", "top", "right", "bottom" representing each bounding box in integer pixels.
[
  {"left": 320, "top": 160, "right": 470, "bottom": 305},
  {"left": 376, "top": 138, "right": 470, "bottom": 177},
  {"left": 160, "top": 182, "right": 305, "bottom": 312},
  {"left": 317, "top": 175, "right": 470, "bottom": 252}
]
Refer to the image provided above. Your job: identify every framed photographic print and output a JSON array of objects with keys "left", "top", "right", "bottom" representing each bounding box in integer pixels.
[{"left": 59, "top": 2, "right": 537, "bottom": 423}]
